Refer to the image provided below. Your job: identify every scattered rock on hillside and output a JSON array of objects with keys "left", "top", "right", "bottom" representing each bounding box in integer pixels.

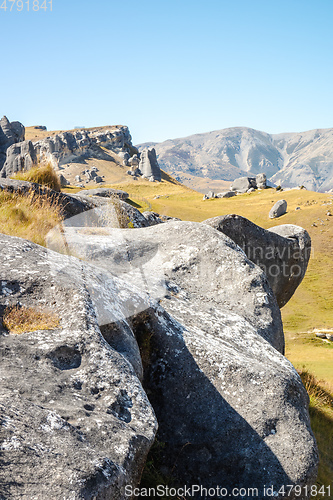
[
  {"left": 269, "top": 199, "right": 287, "bottom": 218},
  {"left": 216, "top": 191, "right": 236, "bottom": 198},
  {"left": 0, "top": 116, "right": 25, "bottom": 172},
  {"left": 231, "top": 176, "right": 256, "bottom": 193},
  {"left": 58, "top": 173, "right": 69, "bottom": 187},
  {"left": 0, "top": 234, "right": 157, "bottom": 499},
  {"left": 139, "top": 148, "right": 161, "bottom": 181},
  {"left": 256, "top": 172, "right": 267, "bottom": 189},
  {"left": 203, "top": 215, "right": 311, "bottom": 308},
  {"left": 76, "top": 188, "right": 129, "bottom": 200}
]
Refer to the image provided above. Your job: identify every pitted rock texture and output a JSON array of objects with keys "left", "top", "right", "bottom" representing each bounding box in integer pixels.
[
  {"left": 48, "top": 220, "right": 318, "bottom": 498},
  {"left": 0, "top": 234, "right": 157, "bottom": 499},
  {"left": 33, "top": 127, "right": 135, "bottom": 169},
  {"left": 76, "top": 188, "right": 129, "bottom": 200},
  {"left": 0, "top": 116, "right": 25, "bottom": 172},
  {"left": 57, "top": 221, "right": 284, "bottom": 353},
  {"left": 1, "top": 140, "right": 37, "bottom": 178},
  {"left": 203, "top": 215, "right": 311, "bottom": 308}
]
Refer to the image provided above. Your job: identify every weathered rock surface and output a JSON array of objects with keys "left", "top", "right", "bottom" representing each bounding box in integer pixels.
[
  {"left": 231, "top": 176, "right": 256, "bottom": 193},
  {"left": 1, "top": 140, "right": 37, "bottom": 177},
  {"left": 76, "top": 188, "right": 129, "bottom": 200},
  {"left": 57, "top": 221, "right": 284, "bottom": 352},
  {"left": 0, "top": 234, "right": 157, "bottom": 499},
  {"left": 139, "top": 148, "right": 162, "bottom": 181},
  {"left": 270, "top": 199, "right": 288, "bottom": 218},
  {"left": 0, "top": 116, "right": 25, "bottom": 172},
  {"left": 141, "top": 211, "right": 182, "bottom": 226},
  {"left": 34, "top": 127, "right": 135, "bottom": 170},
  {"left": 49, "top": 220, "right": 318, "bottom": 498},
  {"left": 203, "top": 215, "right": 311, "bottom": 308},
  {"left": 216, "top": 190, "right": 237, "bottom": 198},
  {"left": 256, "top": 172, "right": 267, "bottom": 189},
  {"left": 58, "top": 173, "right": 70, "bottom": 187}
]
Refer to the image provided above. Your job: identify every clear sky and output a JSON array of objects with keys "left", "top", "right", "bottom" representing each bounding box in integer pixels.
[{"left": 1, "top": 0, "right": 333, "bottom": 144}]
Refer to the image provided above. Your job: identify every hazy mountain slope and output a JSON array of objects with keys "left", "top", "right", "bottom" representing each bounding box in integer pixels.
[{"left": 138, "top": 127, "right": 333, "bottom": 192}]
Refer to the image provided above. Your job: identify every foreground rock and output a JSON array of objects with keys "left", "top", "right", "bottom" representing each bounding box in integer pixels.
[
  {"left": 50, "top": 220, "right": 318, "bottom": 497},
  {"left": 204, "top": 215, "right": 311, "bottom": 308},
  {"left": 0, "top": 234, "right": 157, "bottom": 499},
  {"left": 270, "top": 199, "right": 288, "bottom": 218}
]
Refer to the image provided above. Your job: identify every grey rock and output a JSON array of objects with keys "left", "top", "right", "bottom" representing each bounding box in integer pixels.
[
  {"left": 326, "top": 334, "right": 333, "bottom": 341},
  {"left": 231, "top": 176, "right": 256, "bottom": 193},
  {"left": 269, "top": 199, "right": 288, "bottom": 218},
  {"left": 1, "top": 140, "right": 37, "bottom": 177},
  {"left": 59, "top": 221, "right": 284, "bottom": 352},
  {"left": 58, "top": 173, "right": 69, "bottom": 187},
  {"left": 216, "top": 191, "right": 236, "bottom": 198},
  {"left": 76, "top": 188, "right": 129, "bottom": 200},
  {"left": 0, "top": 178, "right": 95, "bottom": 219},
  {"left": 34, "top": 125, "right": 47, "bottom": 130},
  {"left": 0, "top": 234, "right": 157, "bottom": 499},
  {"left": 139, "top": 148, "right": 161, "bottom": 181},
  {"left": 0, "top": 116, "right": 25, "bottom": 172},
  {"left": 75, "top": 174, "right": 82, "bottom": 182},
  {"left": 128, "top": 154, "right": 140, "bottom": 167},
  {"left": 55, "top": 221, "right": 317, "bottom": 497},
  {"left": 256, "top": 172, "right": 267, "bottom": 189},
  {"left": 203, "top": 215, "right": 311, "bottom": 308},
  {"left": 94, "top": 175, "right": 103, "bottom": 183},
  {"left": 247, "top": 187, "right": 255, "bottom": 193},
  {"left": 142, "top": 211, "right": 164, "bottom": 226},
  {"left": 118, "top": 151, "right": 130, "bottom": 166}
]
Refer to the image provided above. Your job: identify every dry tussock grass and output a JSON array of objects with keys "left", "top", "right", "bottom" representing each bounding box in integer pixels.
[
  {"left": 2, "top": 305, "right": 60, "bottom": 334},
  {"left": 13, "top": 163, "right": 61, "bottom": 192},
  {"left": 0, "top": 189, "right": 62, "bottom": 246}
]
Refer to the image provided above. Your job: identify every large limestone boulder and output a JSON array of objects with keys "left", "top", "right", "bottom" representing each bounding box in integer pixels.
[
  {"left": 0, "top": 116, "right": 25, "bottom": 172},
  {"left": 52, "top": 221, "right": 284, "bottom": 352},
  {"left": 48, "top": 220, "right": 318, "bottom": 497},
  {"left": 1, "top": 140, "right": 37, "bottom": 178},
  {"left": 0, "top": 234, "right": 157, "bottom": 499},
  {"left": 203, "top": 215, "right": 311, "bottom": 308},
  {"left": 139, "top": 148, "right": 162, "bottom": 181},
  {"left": 270, "top": 199, "right": 288, "bottom": 218},
  {"left": 256, "top": 172, "right": 267, "bottom": 189},
  {"left": 231, "top": 176, "right": 256, "bottom": 193}
]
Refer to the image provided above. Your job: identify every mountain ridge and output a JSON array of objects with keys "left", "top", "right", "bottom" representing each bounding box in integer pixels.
[{"left": 138, "top": 126, "right": 333, "bottom": 192}]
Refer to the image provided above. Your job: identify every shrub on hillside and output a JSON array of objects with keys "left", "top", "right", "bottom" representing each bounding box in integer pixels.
[{"left": 13, "top": 163, "right": 61, "bottom": 192}]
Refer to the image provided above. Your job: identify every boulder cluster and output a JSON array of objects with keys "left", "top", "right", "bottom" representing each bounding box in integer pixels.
[
  {"left": 203, "top": 173, "right": 268, "bottom": 199},
  {"left": 0, "top": 184, "right": 318, "bottom": 499}
]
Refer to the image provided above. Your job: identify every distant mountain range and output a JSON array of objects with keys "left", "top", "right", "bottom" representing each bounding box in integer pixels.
[{"left": 138, "top": 127, "right": 333, "bottom": 192}]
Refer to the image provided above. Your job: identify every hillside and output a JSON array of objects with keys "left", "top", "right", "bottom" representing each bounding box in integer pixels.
[{"left": 138, "top": 126, "right": 333, "bottom": 193}]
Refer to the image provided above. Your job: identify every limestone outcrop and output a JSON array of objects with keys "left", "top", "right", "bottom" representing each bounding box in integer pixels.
[
  {"left": 1, "top": 140, "right": 37, "bottom": 177},
  {"left": 139, "top": 148, "right": 162, "bottom": 181},
  {"left": 0, "top": 116, "right": 25, "bottom": 172},
  {"left": 204, "top": 215, "right": 311, "bottom": 308}
]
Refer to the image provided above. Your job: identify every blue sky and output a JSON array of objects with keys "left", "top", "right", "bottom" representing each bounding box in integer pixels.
[{"left": 1, "top": 0, "right": 333, "bottom": 144}]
